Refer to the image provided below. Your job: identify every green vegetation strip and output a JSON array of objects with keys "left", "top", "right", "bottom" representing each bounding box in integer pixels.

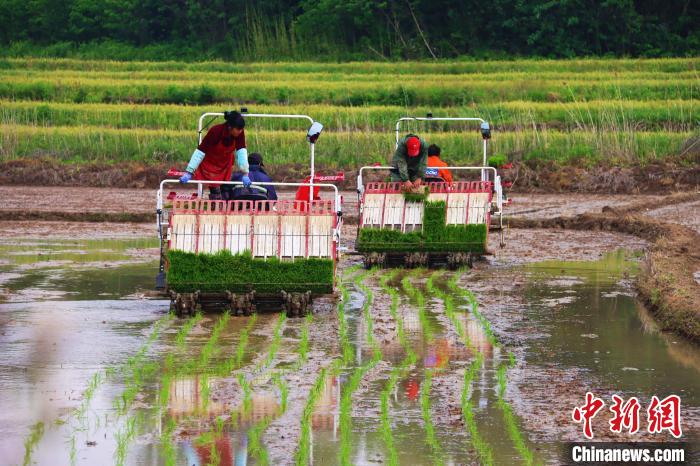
[
  {"left": 427, "top": 272, "right": 497, "bottom": 464},
  {"left": 3, "top": 99, "right": 696, "bottom": 132},
  {"left": 449, "top": 270, "right": 535, "bottom": 465},
  {"left": 295, "top": 366, "right": 329, "bottom": 466},
  {"left": 358, "top": 202, "right": 487, "bottom": 254},
  {"left": 378, "top": 270, "right": 418, "bottom": 466},
  {"left": 339, "top": 269, "right": 382, "bottom": 466},
  {"left": 420, "top": 369, "right": 445, "bottom": 466},
  {"left": 167, "top": 250, "right": 333, "bottom": 294},
  {"left": 401, "top": 270, "right": 435, "bottom": 342}
]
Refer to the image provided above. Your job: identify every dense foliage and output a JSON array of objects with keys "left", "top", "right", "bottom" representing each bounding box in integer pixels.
[
  {"left": 0, "top": 1, "right": 697, "bottom": 60},
  {"left": 167, "top": 249, "right": 334, "bottom": 294},
  {"left": 357, "top": 201, "right": 488, "bottom": 253}
]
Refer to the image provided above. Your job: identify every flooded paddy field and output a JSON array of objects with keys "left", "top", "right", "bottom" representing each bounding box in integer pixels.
[{"left": 1, "top": 199, "right": 699, "bottom": 465}]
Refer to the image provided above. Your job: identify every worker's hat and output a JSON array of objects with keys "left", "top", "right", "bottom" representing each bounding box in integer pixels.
[{"left": 407, "top": 136, "right": 421, "bottom": 157}]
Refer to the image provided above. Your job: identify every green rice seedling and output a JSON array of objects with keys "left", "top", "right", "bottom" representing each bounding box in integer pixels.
[
  {"left": 337, "top": 270, "right": 383, "bottom": 466},
  {"left": 401, "top": 271, "right": 435, "bottom": 342},
  {"left": 114, "top": 415, "right": 138, "bottom": 466},
  {"left": 425, "top": 271, "right": 471, "bottom": 347},
  {"left": 22, "top": 421, "right": 45, "bottom": 466},
  {"left": 297, "top": 313, "right": 312, "bottom": 365},
  {"left": 378, "top": 270, "right": 420, "bottom": 466},
  {"left": 354, "top": 269, "right": 382, "bottom": 360},
  {"left": 420, "top": 370, "right": 445, "bottom": 466},
  {"left": 295, "top": 367, "right": 328, "bottom": 466},
  {"left": 336, "top": 279, "right": 353, "bottom": 365},
  {"left": 68, "top": 434, "right": 77, "bottom": 466},
  {"left": 273, "top": 372, "right": 289, "bottom": 414},
  {"left": 496, "top": 365, "right": 535, "bottom": 466},
  {"left": 237, "top": 373, "right": 253, "bottom": 416},
  {"left": 461, "top": 354, "right": 494, "bottom": 465},
  {"left": 167, "top": 250, "right": 334, "bottom": 294},
  {"left": 160, "top": 417, "right": 177, "bottom": 466},
  {"left": 263, "top": 313, "right": 287, "bottom": 369},
  {"left": 248, "top": 416, "right": 273, "bottom": 466},
  {"left": 175, "top": 312, "right": 203, "bottom": 348},
  {"left": 448, "top": 272, "right": 498, "bottom": 348}
]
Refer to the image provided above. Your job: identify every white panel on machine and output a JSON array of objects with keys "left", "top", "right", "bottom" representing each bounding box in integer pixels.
[
  {"left": 383, "top": 194, "right": 404, "bottom": 229},
  {"left": 446, "top": 193, "right": 469, "bottom": 225},
  {"left": 171, "top": 214, "right": 197, "bottom": 253},
  {"left": 253, "top": 216, "right": 279, "bottom": 258},
  {"left": 280, "top": 215, "right": 306, "bottom": 258},
  {"left": 403, "top": 202, "right": 423, "bottom": 232},
  {"left": 197, "top": 215, "right": 225, "bottom": 254},
  {"left": 225, "top": 215, "right": 251, "bottom": 254},
  {"left": 468, "top": 193, "right": 489, "bottom": 224},
  {"left": 309, "top": 216, "right": 333, "bottom": 257},
  {"left": 361, "top": 194, "right": 384, "bottom": 227}
]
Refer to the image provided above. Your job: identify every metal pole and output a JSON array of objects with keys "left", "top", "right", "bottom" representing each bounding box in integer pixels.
[{"left": 310, "top": 143, "right": 315, "bottom": 203}]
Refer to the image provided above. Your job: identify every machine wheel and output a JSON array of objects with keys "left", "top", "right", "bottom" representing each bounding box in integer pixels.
[
  {"left": 362, "top": 253, "right": 386, "bottom": 269},
  {"left": 447, "top": 252, "right": 472, "bottom": 270},
  {"left": 170, "top": 291, "right": 199, "bottom": 316},
  {"left": 405, "top": 252, "right": 428, "bottom": 268},
  {"left": 282, "top": 291, "right": 312, "bottom": 318},
  {"left": 228, "top": 291, "right": 256, "bottom": 316}
]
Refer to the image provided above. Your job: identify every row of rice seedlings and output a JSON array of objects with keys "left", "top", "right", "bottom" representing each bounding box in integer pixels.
[
  {"left": 447, "top": 273, "right": 498, "bottom": 348},
  {"left": 112, "top": 312, "right": 174, "bottom": 416},
  {"left": 245, "top": 311, "right": 312, "bottom": 465},
  {"left": 294, "top": 265, "right": 364, "bottom": 465},
  {"left": 378, "top": 269, "right": 418, "bottom": 466},
  {"left": 449, "top": 271, "right": 534, "bottom": 464},
  {"left": 461, "top": 354, "right": 494, "bottom": 465},
  {"left": 21, "top": 421, "right": 45, "bottom": 466},
  {"left": 3, "top": 97, "right": 694, "bottom": 137},
  {"left": 6, "top": 57, "right": 693, "bottom": 75},
  {"left": 354, "top": 269, "right": 382, "bottom": 359},
  {"left": 426, "top": 272, "right": 497, "bottom": 464},
  {"left": 420, "top": 369, "right": 445, "bottom": 465},
  {"left": 294, "top": 366, "right": 330, "bottom": 466},
  {"left": 197, "top": 312, "right": 232, "bottom": 412},
  {"left": 1, "top": 73, "right": 695, "bottom": 106},
  {"left": 155, "top": 313, "right": 205, "bottom": 465},
  {"left": 496, "top": 365, "right": 535, "bottom": 465},
  {"left": 114, "top": 415, "right": 138, "bottom": 466},
  {"left": 339, "top": 269, "right": 383, "bottom": 466},
  {"left": 1, "top": 123, "right": 692, "bottom": 167},
  {"left": 401, "top": 270, "right": 435, "bottom": 342}
]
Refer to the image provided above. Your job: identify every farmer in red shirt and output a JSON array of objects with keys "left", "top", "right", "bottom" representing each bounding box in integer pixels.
[{"left": 179, "top": 111, "right": 250, "bottom": 199}]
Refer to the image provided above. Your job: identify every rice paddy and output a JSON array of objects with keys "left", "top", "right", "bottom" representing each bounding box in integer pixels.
[{"left": 0, "top": 57, "right": 696, "bottom": 173}]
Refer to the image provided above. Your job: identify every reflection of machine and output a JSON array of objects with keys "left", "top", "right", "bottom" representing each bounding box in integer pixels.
[
  {"left": 156, "top": 111, "right": 343, "bottom": 317},
  {"left": 356, "top": 116, "right": 506, "bottom": 269}
]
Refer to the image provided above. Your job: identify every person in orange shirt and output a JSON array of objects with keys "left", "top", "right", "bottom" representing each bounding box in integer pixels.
[{"left": 426, "top": 144, "right": 453, "bottom": 183}]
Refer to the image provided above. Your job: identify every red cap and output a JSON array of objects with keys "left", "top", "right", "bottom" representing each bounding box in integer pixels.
[{"left": 406, "top": 136, "right": 420, "bottom": 157}]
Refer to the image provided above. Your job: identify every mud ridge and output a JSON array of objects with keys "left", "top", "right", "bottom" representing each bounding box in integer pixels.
[{"left": 0, "top": 210, "right": 152, "bottom": 223}]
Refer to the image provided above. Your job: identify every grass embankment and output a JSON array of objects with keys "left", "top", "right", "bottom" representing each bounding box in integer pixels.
[
  {"left": 167, "top": 250, "right": 334, "bottom": 294},
  {"left": 358, "top": 201, "right": 488, "bottom": 253},
  {"left": 0, "top": 57, "right": 696, "bottom": 191}
]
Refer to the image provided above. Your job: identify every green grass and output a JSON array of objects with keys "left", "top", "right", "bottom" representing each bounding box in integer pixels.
[
  {"left": 358, "top": 201, "right": 488, "bottom": 253},
  {"left": 0, "top": 56, "right": 695, "bottom": 176},
  {"left": 22, "top": 422, "right": 45, "bottom": 466},
  {"left": 167, "top": 250, "right": 334, "bottom": 294}
]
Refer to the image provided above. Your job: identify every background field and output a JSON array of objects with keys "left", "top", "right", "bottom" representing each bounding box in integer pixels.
[{"left": 0, "top": 57, "right": 698, "bottom": 189}]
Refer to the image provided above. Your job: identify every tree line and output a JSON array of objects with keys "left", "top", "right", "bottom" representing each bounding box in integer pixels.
[{"left": 0, "top": 0, "right": 696, "bottom": 60}]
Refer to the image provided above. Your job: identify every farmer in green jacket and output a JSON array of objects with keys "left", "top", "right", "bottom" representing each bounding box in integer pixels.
[{"left": 391, "top": 134, "right": 428, "bottom": 190}]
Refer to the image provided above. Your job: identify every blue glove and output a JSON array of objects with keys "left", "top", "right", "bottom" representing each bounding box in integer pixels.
[
  {"left": 242, "top": 175, "right": 252, "bottom": 188},
  {"left": 179, "top": 172, "right": 193, "bottom": 183}
]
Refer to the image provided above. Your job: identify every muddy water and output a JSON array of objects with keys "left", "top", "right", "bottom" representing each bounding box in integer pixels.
[{"left": 1, "top": 238, "right": 698, "bottom": 465}]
